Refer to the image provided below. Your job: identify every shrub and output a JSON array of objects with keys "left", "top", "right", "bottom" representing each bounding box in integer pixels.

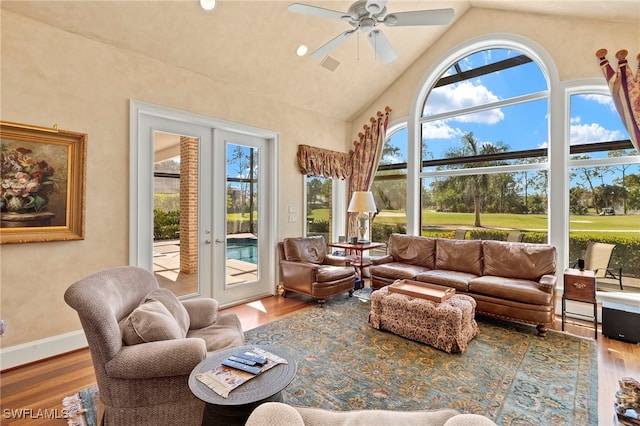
[
  {"left": 154, "top": 209, "right": 180, "bottom": 240},
  {"left": 372, "top": 223, "right": 406, "bottom": 243}
]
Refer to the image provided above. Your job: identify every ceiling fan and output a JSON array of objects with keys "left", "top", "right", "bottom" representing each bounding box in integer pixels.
[{"left": 288, "top": 0, "right": 454, "bottom": 64}]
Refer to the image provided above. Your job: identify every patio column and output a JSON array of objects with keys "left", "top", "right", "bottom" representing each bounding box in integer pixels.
[{"left": 180, "top": 136, "right": 198, "bottom": 274}]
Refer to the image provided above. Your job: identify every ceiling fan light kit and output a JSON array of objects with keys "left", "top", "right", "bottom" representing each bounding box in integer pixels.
[{"left": 288, "top": 0, "right": 454, "bottom": 64}]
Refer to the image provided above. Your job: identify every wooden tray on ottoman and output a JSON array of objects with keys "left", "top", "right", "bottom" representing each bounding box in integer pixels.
[{"left": 388, "top": 279, "right": 455, "bottom": 303}]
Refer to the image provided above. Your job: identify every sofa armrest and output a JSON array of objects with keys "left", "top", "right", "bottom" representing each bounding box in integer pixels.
[
  {"left": 280, "top": 260, "right": 318, "bottom": 283},
  {"left": 538, "top": 274, "right": 557, "bottom": 292},
  {"left": 182, "top": 298, "right": 218, "bottom": 329},
  {"left": 324, "top": 254, "right": 350, "bottom": 266},
  {"left": 372, "top": 254, "right": 394, "bottom": 265},
  {"left": 106, "top": 338, "right": 207, "bottom": 379}
]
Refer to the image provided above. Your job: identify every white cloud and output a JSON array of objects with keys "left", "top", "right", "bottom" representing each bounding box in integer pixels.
[
  {"left": 421, "top": 121, "right": 464, "bottom": 140},
  {"left": 427, "top": 81, "right": 504, "bottom": 124},
  {"left": 570, "top": 122, "right": 624, "bottom": 144}
]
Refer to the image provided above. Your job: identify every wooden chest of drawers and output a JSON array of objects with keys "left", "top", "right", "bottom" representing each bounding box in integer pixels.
[
  {"left": 563, "top": 268, "right": 596, "bottom": 303},
  {"left": 562, "top": 268, "right": 597, "bottom": 338}
]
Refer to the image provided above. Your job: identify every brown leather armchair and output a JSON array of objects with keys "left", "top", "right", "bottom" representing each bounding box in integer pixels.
[{"left": 277, "top": 236, "right": 356, "bottom": 306}]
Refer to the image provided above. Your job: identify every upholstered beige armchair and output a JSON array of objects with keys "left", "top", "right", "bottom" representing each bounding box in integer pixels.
[
  {"left": 64, "top": 266, "right": 244, "bottom": 425},
  {"left": 277, "top": 236, "right": 356, "bottom": 306}
]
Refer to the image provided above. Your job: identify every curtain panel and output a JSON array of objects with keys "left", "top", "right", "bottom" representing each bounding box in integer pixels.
[
  {"left": 596, "top": 49, "right": 640, "bottom": 151},
  {"left": 347, "top": 107, "right": 391, "bottom": 238}
]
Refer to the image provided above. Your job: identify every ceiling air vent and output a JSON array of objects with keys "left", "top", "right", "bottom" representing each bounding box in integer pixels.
[{"left": 320, "top": 56, "right": 340, "bottom": 72}]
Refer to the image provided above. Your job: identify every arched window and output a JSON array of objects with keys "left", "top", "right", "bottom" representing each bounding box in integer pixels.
[
  {"left": 371, "top": 121, "right": 408, "bottom": 241},
  {"left": 419, "top": 47, "right": 550, "bottom": 241}
]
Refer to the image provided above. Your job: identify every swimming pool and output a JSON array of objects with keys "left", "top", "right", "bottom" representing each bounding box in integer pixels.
[{"left": 226, "top": 238, "right": 258, "bottom": 264}]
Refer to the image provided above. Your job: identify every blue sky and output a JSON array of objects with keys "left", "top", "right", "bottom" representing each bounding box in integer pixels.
[{"left": 383, "top": 48, "right": 633, "bottom": 164}]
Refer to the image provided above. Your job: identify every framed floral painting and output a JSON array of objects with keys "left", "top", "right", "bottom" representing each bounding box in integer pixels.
[{"left": 0, "top": 121, "right": 86, "bottom": 244}]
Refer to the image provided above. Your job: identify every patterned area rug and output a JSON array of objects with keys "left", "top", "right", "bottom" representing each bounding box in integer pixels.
[{"left": 245, "top": 295, "right": 598, "bottom": 426}]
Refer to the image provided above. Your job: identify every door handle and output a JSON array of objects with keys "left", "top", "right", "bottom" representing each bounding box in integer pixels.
[{"left": 215, "top": 239, "right": 225, "bottom": 244}]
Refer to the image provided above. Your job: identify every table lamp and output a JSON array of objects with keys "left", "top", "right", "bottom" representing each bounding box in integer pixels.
[{"left": 347, "top": 191, "right": 377, "bottom": 243}]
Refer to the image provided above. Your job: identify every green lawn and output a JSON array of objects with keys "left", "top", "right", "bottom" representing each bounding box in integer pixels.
[
  {"left": 308, "top": 208, "right": 639, "bottom": 232},
  {"left": 369, "top": 210, "right": 639, "bottom": 232}
]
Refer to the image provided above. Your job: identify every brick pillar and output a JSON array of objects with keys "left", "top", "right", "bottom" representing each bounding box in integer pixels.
[{"left": 180, "top": 137, "right": 198, "bottom": 274}]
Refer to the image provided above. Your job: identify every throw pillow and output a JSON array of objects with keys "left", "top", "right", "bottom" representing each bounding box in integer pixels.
[
  {"left": 143, "top": 288, "right": 190, "bottom": 336},
  {"left": 120, "top": 300, "right": 184, "bottom": 345}
]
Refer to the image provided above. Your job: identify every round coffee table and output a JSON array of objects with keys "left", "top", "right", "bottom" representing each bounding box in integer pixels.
[{"left": 188, "top": 345, "right": 297, "bottom": 426}]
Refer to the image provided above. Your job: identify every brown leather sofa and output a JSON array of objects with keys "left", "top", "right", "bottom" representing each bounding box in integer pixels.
[
  {"left": 370, "top": 233, "right": 557, "bottom": 336},
  {"left": 277, "top": 236, "right": 356, "bottom": 305}
]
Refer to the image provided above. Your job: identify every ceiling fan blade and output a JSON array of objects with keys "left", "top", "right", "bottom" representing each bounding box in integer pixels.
[
  {"left": 310, "top": 29, "right": 357, "bottom": 59},
  {"left": 288, "top": 3, "right": 350, "bottom": 21},
  {"left": 368, "top": 30, "right": 397, "bottom": 64},
  {"left": 384, "top": 8, "right": 454, "bottom": 27}
]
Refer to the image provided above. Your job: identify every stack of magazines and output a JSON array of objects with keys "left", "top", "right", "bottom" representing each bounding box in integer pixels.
[{"left": 196, "top": 347, "right": 288, "bottom": 398}]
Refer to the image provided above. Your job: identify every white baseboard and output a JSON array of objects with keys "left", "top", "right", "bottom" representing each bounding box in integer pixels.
[{"left": 1, "top": 330, "right": 88, "bottom": 371}]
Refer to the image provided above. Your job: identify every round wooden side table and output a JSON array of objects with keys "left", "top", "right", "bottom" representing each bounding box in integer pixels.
[{"left": 188, "top": 344, "right": 297, "bottom": 426}]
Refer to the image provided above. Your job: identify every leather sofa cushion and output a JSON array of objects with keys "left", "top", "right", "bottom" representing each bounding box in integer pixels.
[
  {"left": 370, "top": 262, "right": 431, "bottom": 280},
  {"left": 469, "top": 276, "right": 553, "bottom": 305},
  {"left": 435, "top": 239, "right": 483, "bottom": 276},
  {"left": 482, "top": 241, "right": 556, "bottom": 281},
  {"left": 283, "top": 236, "right": 326, "bottom": 264},
  {"left": 316, "top": 265, "right": 356, "bottom": 282},
  {"left": 388, "top": 234, "right": 436, "bottom": 268},
  {"left": 416, "top": 270, "right": 477, "bottom": 292}
]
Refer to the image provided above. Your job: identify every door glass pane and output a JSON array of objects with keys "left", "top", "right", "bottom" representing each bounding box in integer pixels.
[
  {"left": 153, "top": 131, "right": 199, "bottom": 296},
  {"left": 226, "top": 144, "right": 259, "bottom": 286}
]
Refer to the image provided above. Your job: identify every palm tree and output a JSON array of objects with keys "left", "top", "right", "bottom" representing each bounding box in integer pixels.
[{"left": 443, "top": 132, "right": 509, "bottom": 227}]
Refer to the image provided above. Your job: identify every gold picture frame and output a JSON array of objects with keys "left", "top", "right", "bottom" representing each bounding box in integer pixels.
[{"left": 1, "top": 121, "right": 86, "bottom": 244}]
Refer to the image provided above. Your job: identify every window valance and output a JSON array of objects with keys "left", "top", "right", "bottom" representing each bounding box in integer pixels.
[{"left": 297, "top": 144, "right": 353, "bottom": 179}]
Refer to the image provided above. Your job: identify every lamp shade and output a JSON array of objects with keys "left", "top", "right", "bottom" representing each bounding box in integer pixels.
[{"left": 347, "top": 191, "right": 377, "bottom": 213}]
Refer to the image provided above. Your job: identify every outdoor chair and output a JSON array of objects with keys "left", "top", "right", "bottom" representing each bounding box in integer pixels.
[
  {"left": 571, "top": 242, "right": 623, "bottom": 290},
  {"left": 453, "top": 229, "right": 467, "bottom": 240},
  {"left": 277, "top": 236, "right": 356, "bottom": 306},
  {"left": 507, "top": 232, "right": 524, "bottom": 242},
  {"left": 64, "top": 266, "right": 244, "bottom": 425}
]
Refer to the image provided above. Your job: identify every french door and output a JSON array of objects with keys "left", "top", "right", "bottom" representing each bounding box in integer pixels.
[{"left": 131, "top": 101, "right": 276, "bottom": 306}]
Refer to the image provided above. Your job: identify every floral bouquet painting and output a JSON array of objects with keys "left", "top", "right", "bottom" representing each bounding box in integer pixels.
[
  {"left": 1, "top": 145, "right": 60, "bottom": 213},
  {"left": 1, "top": 122, "right": 85, "bottom": 244}
]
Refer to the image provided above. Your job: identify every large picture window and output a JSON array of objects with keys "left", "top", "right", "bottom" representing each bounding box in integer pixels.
[
  {"left": 568, "top": 91, "right": 639, "bottom": 281},
  {"left": 419, "top": 47, "right": 549, "bottom": 241}
]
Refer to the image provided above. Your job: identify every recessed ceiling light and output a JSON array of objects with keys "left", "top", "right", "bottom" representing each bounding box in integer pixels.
[
  {"left": 296, "top": 45, "right": 308, "bottom": 56},
  {"left": 200, "top": 0, "right": 215, "bottom": 11}
]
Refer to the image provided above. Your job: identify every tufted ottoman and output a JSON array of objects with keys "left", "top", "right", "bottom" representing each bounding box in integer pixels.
[{"left": 369, "top": 285, "right": 479, "bottom": 353}]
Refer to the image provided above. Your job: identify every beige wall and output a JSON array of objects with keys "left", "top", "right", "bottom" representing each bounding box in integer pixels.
[
  {"left": 0, "top": 11, "right": 351, "bottom": 350},
  {"left": 1, "top": 6, "right": 638, "bottom": 358}
]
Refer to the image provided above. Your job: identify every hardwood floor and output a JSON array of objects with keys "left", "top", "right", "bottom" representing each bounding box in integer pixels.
[{"left": 1, "top": 290, "right": 638, "bottom": 425}]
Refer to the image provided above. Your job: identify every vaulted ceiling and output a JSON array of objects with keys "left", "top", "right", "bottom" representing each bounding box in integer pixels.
[{"left": 2, "top": 1, "right": 638, "bottom": 123}]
